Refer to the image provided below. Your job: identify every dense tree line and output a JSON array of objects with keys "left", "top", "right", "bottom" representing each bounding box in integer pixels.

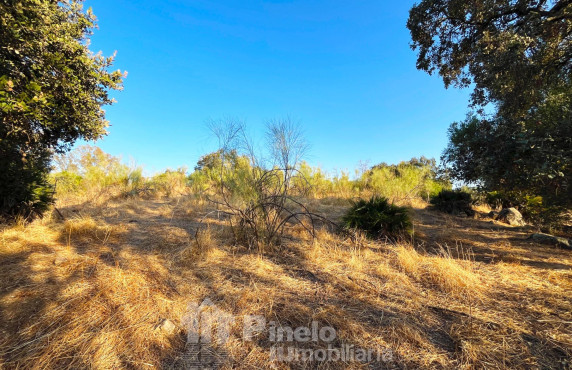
[{"left": 408, "top": 0, "right": 572, "bottom": 211}]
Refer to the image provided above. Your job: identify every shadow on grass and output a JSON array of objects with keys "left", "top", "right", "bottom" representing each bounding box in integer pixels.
[
  {"left": 413, "top": 207, "right": 572, "bottom": 271},
  {"left": 0, "top": 196, "right": 570, "bottom": 368}
]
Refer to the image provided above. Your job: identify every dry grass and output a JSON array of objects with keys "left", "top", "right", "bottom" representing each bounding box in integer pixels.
[
  {"left": 394, "top": 245, "right": 484, "bottom": 299},
  {"left": 0, "top": 196, "right": 571, "bottom": 369}
]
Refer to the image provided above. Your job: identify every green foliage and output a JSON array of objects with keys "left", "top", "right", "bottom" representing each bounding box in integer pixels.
[
  {"left": 189, "top": 150, "right": 253, "bottom": 196},
  {"left": 407, "top": 0, "right": 571, "bottom": 118},
  {"left": 288, "top": 157, "right": 449, "bottom": 201},
  {"left": 52, "top": 147, "right": 192, "bottom": 200},
  {"left": 51, "top": 170, "right": 83, "bottom": 194},
  {"left": 342, "top": 196, "right": 412, "bottom": 239},
  {"left": 443, "top": 114, "right": 571, "bottom": 209},
  {"left": 52, "top": 146, "right": 143, "bottom": 199},
  {"left": 149, "top": 168, "right": 188, "bottom": 198},
  {"left": 1, "top": 0, "right": 124, "bottom": 219},
  {"left": 292, "top": 162, "right": 333, "bottom": 197},
  {"left": 408, "top": 1, "right": 572, "bottom": 213},
  {"left": 191, "top": 154, "right": 449, "bottom": 203},
  {"left": 331, "top": 170, "right": 359, "bottom": 198},
  {"left": 430, "top": 190, "right": 474, "bottom": 216},
  {"left": 0, "top": 0, "right": 125, "bottom": 151},
  {"left": 0, "top": 142, "right": 53, "bottom": 220},
  {"left": 360, "top": 157, "right": 450, "bottom": 201}
]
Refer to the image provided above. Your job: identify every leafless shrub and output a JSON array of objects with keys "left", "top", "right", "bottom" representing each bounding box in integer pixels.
[{"left": 201, "top": 117, "right": 332, "bottom": 252}]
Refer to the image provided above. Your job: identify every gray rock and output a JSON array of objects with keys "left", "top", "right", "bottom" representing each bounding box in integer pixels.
[
  {"left": 528, "top": 233, "right": 572, "bottom": 250},
  {"left": 498, "top": 208, "right": 525, "bottom": 226}
]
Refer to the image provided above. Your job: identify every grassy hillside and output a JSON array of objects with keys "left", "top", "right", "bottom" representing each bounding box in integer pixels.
[{"left": 1, "top": 193, "right": 570, "bottom": 369}]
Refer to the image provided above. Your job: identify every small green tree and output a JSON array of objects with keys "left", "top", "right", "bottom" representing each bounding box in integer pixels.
[{"left": 1, "top": 0, "right": 125, "bottom": 219}]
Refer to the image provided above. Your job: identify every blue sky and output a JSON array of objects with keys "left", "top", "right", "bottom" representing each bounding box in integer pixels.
[{"left": 85, "top": 0, "right": 471, "bottom": 175}]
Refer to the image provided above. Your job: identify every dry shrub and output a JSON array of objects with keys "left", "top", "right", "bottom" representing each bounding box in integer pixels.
[
  {"left": 148, "top": 169, "right": 188, "bottom": 198},
  {"left": 204, "top": 118, "right": 327, "bottom": 252},
  {"left": 180, "top": 227, "right": 218, "bottom": 262}
]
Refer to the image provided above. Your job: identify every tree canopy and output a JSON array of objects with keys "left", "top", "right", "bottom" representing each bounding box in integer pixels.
[
  {"left": 407, "top": 0, "right": 572, "bottom": 117},
  {"left": 408, "top": 0, "right": 572, "bottom": 210},
  {"left": 0, "top": 0, "right": 124, "bottom": 218},
  {"left": 443, "top": 113, "right": 571, "bottom": 206},
  {"left": 1, "top": 0, "right": 124, "bottom": 151}
]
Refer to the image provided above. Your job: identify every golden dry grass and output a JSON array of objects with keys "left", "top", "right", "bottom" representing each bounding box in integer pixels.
[{"left": 0, "top": 196, "right": 571, "bottom": 369}]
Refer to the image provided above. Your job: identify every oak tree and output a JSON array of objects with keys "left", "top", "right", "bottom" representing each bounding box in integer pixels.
[
  {"left": 408, "top": 0, "right": 572, "bottom": 209},
  {"left": 0, "top": 0, "right": 124, "bottom": 218}
]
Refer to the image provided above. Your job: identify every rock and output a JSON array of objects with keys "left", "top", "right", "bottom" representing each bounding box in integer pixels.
[
  {"left": 528, "top": 233, "right": 572, "bottom": 250},
  {"left": 487, "top": 211, "right": 500, "bottom": 220},
  {"left": 155, "top": 319, "right": 177, "bottom": 334},
  {"left": 497, "top": 208, "right": 525, "bottom": 226}
]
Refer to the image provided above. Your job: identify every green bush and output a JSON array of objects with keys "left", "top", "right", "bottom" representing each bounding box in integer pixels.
[
  {"left": 52, "top": 146, "right": 145, "bottom": 199},
  {"left": 51, "top": 170, "right": 83, "bottom": 194},
  {"left": 0, "top": 0, "right": 123, "bottom": 219},
  {"left": 0, "top": 144, "right": 54, "bottom": 221},
  {"left": 292, "top": 162, "right": 332, "bottom": 197},
  {"left": 149, "top": 168, "right": 188, "bottom": 197},
  {"left": 289, "top": 157, "right": 450, "bottom": 201},
  {"left": 342, "top": 196, "right": 412, "bottom": 239},
  {"left": 189, "top": 150, "right": 253, "bottom": 196},
  {"left": 359, "top": 158, "right": 450, "bottom": 202},
  {"left": 430, "top": 190, "right": 474, "bottom": 216},
  {"left": 331, "top": 170, "right": 359, "bottom": 198}
]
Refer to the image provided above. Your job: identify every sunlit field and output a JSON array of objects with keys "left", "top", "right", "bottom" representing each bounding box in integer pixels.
[{"left": 1, "top": 168, "right": 570, "bottom": 368}]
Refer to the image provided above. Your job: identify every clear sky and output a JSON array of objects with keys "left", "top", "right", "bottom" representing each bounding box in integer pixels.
[{"left": 84, "top": 0, "right": 471, "bottom": 175}]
